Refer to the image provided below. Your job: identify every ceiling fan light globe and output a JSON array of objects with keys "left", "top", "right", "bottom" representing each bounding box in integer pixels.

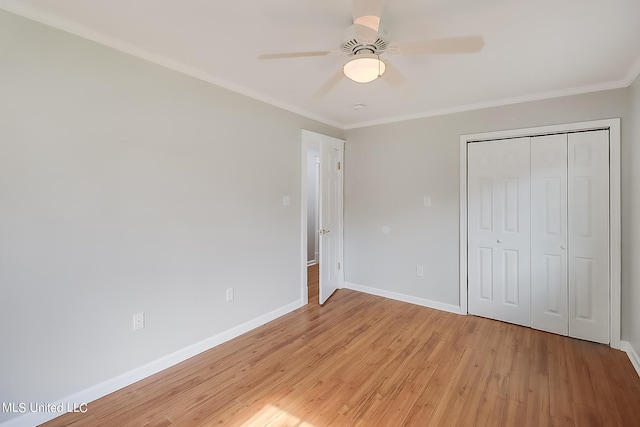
[{"left": 343, "top": 55, "right": 386, "bottom": 83}]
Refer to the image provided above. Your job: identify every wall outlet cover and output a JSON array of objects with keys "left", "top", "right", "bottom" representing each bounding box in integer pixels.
[{"left": 133, "top": 312, "right": 145, "bottom": 331}]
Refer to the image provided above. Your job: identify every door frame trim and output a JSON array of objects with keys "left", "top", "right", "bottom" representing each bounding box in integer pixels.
[
  {"left": 459, "top": 118, "right": 621, "bottom": 349},
  {"left": 301, "top": 130, "right": 345, "bottom": 305}
]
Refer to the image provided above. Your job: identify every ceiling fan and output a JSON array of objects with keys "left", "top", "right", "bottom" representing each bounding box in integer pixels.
[{"left": 258, "top": 0, "right": 484, "bottom": 97}]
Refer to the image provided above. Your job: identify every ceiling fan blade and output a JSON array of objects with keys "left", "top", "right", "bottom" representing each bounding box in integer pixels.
[
  {"left": 382, "top": 62, "right": 405, "bottom": 87},
  {"left": 313, "top": 70, "right": 344, "bottom": 99},
  {"left": 393, "top": 36, "right": 485, "bottom": 55},
  {"left": 352, "top": 0, "right": 384, "bottom": 43},
  {"left": 258, "top": 51, "right": 333, "bottom": 60}
]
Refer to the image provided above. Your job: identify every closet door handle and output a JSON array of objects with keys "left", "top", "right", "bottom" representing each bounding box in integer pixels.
[
  {"left": 497, "top": 239, "right": 503, "bottom": 244},
  {"left": 560, "top": 244, "right": 567, "bottom": 249}
]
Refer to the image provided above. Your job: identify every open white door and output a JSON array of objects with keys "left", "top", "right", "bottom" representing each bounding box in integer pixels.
[
  {"left": 318, "top": 138, "right": 344, "bottom": 304},
  {"left": 301, "top": 130, "right": 344, "bottom": 306}
]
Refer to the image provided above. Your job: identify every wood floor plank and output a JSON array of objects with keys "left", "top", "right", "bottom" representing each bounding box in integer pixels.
[
  {"left": 40, "top": 267, "right": 640, "bottom": 426},
  {"left": 548, "top": 333, "right": 576, "bottom": 424},
  {"left": 41, "top": 414, "right": 99, "bottom": 427},
  {"left": 526, "top": 371, "right": 551, "bottom": 426}
]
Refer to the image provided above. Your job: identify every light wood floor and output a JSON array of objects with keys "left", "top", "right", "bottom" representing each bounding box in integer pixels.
[
  {"left": 307, "top": 263, "right": 318, "bottom": 304},
  {"left": 42, "top": 269, "right": 640, "bottom": 426}
]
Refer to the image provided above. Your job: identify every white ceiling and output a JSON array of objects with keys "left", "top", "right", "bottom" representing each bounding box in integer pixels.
[{"left": 2, "top": 0, "right": 640, "bottom": 129}]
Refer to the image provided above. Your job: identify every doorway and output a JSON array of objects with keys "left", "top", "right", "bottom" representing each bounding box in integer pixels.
[
  {"left": 306, "top": 145, "right": 320, "bottom": 304},
  {"left": 301, "top": 130, "right": 345, "bottom": 306}
]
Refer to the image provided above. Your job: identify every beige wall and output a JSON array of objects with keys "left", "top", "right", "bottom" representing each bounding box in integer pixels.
[
  {"left": 626, "top": 74, "right": 640, "bottom": 352},
  {"left": 0, "top": 10, "right": 342, "bottom": 424},
  {"left": 345, "top": 87, "right": 635, "bottom": 341}
]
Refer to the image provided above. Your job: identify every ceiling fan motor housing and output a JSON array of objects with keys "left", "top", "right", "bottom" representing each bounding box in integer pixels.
[{"left": 342, "top": 25, "right": 390, "bottom": 56}]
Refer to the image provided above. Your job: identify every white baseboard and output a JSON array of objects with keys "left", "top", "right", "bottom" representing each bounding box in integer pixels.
[
  {"left": 342, "top": 282, "right": 462, "bottom": 315},
  {"left": 0, "top": 299, "right": 303, "bottom": 427},
  {"left": 621, "top": 340, "right": 640, "bottom": 378}
]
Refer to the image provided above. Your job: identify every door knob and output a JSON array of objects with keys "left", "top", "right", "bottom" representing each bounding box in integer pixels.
[
  {"left": 561, "top": 245, "right": 567, "bottom": 249},
  {"left": 497, "top": 239, "right": 503, "bottom": 243}
]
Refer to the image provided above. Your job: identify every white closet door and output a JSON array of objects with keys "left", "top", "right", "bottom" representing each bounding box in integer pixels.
[
  {"left": 568, "top": 130, "right": 610, "bottom": 344},
  {"left": 531, "top": 134, "right": 569, "bottom": 335},
  {"left": 468, "top": 138, "right": 531, "bottom": 327}
]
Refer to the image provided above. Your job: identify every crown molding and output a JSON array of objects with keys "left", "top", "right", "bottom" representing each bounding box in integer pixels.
[
  {"left": 344, "top": 77, "right": 633, "bottom": 130},
  {"left": 0, "top": 1, "right": 344, "bottom": 130},
  {"left": 3, "top": 0, "right": 640, "bottom": 132},
  {"left": 624, "top": 55, "right": 640, "bottom": 86}
]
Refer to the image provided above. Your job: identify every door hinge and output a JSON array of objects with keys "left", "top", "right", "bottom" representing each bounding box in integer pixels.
[{"left": 337, "top": 161, "right": 341, "bottom": 170}]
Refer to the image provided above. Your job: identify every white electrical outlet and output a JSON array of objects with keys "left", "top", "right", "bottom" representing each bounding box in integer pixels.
[
  {"left": 133, "top": 312, "right": 145, "bottom": 331},
  {"left": 226, "top": 287, "right": 234, "bottom": 302},
  {"left": 282, "top": 196, "right": 291, "bottom": 207},
  {"left": 416, "top": 266, "right": 424, "bottom": 277},
  {"left": 423, "top": 197, "right": 431, "bottom": 207}
]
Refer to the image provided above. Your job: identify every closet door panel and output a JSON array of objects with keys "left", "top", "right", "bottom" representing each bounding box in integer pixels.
[
  {"left": 531, "top": 134, "right": 569, "bottom": 335},
  {"left": 468, "top": 138, "right": 531, "bottom": 327},
  {"left": 568, "top": 130, "right": 610, "bottom": 344}
]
